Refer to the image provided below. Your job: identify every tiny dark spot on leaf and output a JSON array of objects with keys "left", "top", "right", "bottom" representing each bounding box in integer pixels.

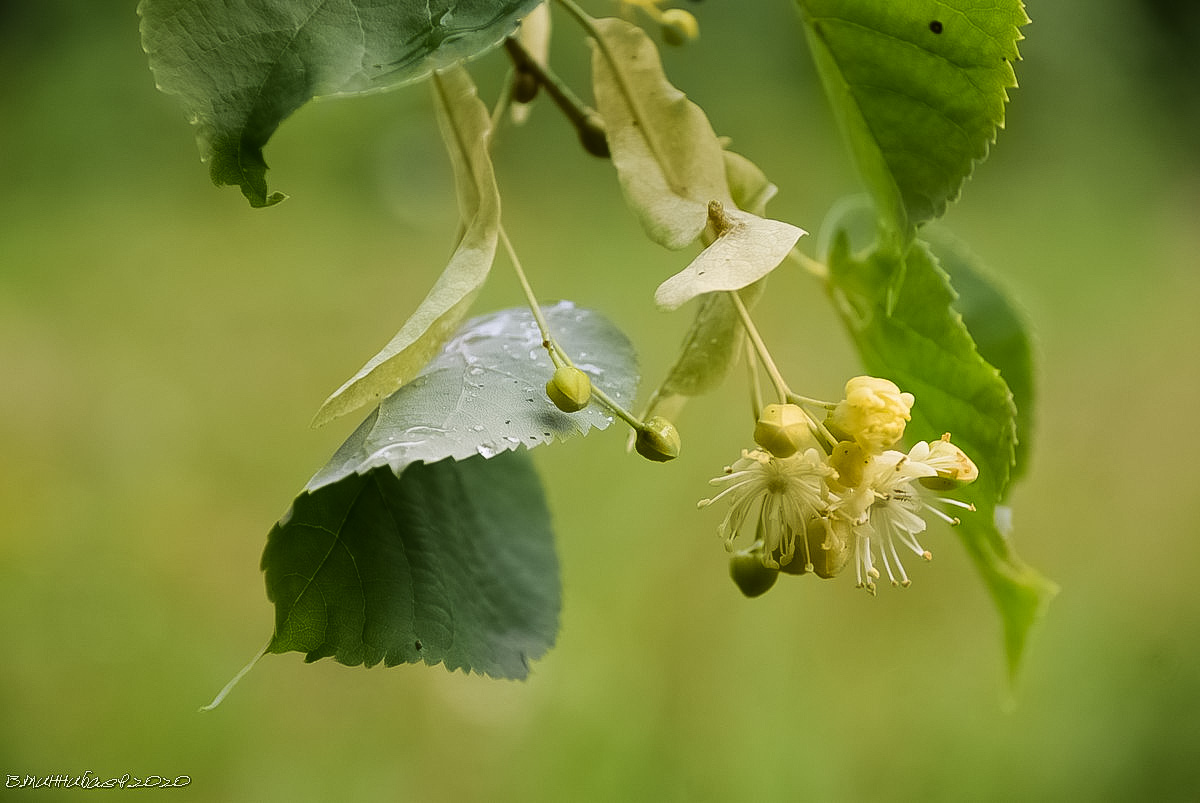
[
  {"left": 414, "top": 639, "right": 423, "bottom": 651},
  {"left": 929, "top": 20, "right": 943, "bottom": 34}
]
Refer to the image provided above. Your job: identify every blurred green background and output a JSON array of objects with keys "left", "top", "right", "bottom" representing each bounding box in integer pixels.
[{"left": 2, "top": 1, "right": 1199, "bottom": 800}]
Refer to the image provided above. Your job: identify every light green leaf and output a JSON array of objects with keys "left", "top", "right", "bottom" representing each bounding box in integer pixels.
[
  {"left": 313, "top": 67, "right": 500, "bottom": 428},
  {"left": 589, "top": 16, "right": 732, "bottom": 249},
  {"left": 637, "top": 150, "right": 777, "bottom": 424},
  {"left": 308, "top": 302, "right": 637, "bottom": 491},
  {"left": 926, "top": 229, "right": 1036, "bottom": 487},
  {"left": 796, "top": 0, "right": 1029, "bottom": 237},
  {"left": 654, "top": 207, "right": 804, "bottom": 311},
  {"left": 139, "top": 0, "right": 542, "bottom": 206},
  {"left": 262, "top": 450, "right": 559, "bottom": 679},
  {"left": 827, "top": 233, "right": 1054, "bottom": 677}
]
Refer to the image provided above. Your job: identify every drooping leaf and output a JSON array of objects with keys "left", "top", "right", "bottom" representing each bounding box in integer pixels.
[
  {"left": 308, "top": 302, "right": 638, "bottom": 491},
  {"left": 139, "top": 0, "right": 543, "bottom": 206},
  {"left": 313, "top": 67, "right": 500, "bottom": 428},
  {"left": 796, "top": 0, "right": 1029, "bottom": 237},
  {"left": 925, "top": 229, "right": 1036, "bottom": 487},
  {"left": 955, "top": 493, "right": 1058, "bottom": 682},
  {"left": 637, "top": 151, "right": 777, "bottom": 424},
  {"left": 263, "top": 450, "right": 559, "bottom": 679},
  {"left": 827, "top": 232, "right": 1054, "bottom": 677},
  {"left": 589, "top": 16, "right": 731, "bottom": 249},
  {"left": 654, "top": 207, "right": 804, "bottom": 311}
]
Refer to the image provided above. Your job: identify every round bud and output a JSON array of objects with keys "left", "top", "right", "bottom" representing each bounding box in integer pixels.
[
  {"left": 511, "top": 68, "right": 540, "bottom": 104},
  {"left": 753, "top": 403, "right": 816, "bottom": 458},
  {"left": 828, "top": 441, "right": 869, "bottom": 489},
  {"left": 579, "top": 114, "right": 611, "bottom": 159},
  {"left": 545, "top": 365, "right": 592, "bottom": 413},
  {"left": 660, "top": 8, "right": 700, "bottom": 46},
  {"left": 730, "top": 551, "right": 779, "bottom": 598},
  {"left": 635, "top": 416, "right": 681, "bottom": 462}
]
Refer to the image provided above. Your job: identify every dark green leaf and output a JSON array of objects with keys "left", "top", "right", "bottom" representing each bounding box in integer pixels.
[
  {"left": 796, "top": 0, "right": 1029, "bottom": 237},
  {"left": 139, "top": 0, "right": 542, "bottom": 206},
  {"left": 308, "top": 302, "right": 638, "bottom": 492},
  {"left": 263, "top": 450, "right": 559, "bottom": 678}
]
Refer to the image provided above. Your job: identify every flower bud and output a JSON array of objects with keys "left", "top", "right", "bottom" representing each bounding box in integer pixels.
[
  {"left": 545, "top": 365, "right": 592, "bottom": 413},
  {"left": 511, "top": 68, "right": 540, "bottom": 104},
  {"left": 660, "top": 8, "right": 700, "bottom": 46},
  {"left": 635, "top": 416, "right": 681, "bottom": 462},
  {"left": 730, "top": 550, "right": 779, "bottom": 598},
  {"left": 917, "top": 436, "right": 979, "bottom": 490},
  {"left": 753, "top": 403, "right": 816, "bottom": 458},
  {"left": 828, "top": 375, "right": 915, "bottom": 453},
  {"left": 828, "top": 440, "right": 869, "bottom": 489}
]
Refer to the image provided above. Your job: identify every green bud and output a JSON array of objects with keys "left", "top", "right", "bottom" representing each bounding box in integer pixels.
[
  {"left": 660, "top": 8, "right": 700, "bottom": 46},
  {"left": 511, "top": 68, "right": 540, "bottom": 104},
  {"left": 730, "top": 551, "right": 779, "bottom": 598},
  {"left": 753, "top": 403, "right": 816, "bottom": 458},
  {"left": 828, "top": 440, "right": 869, "bottom": 489},
  {"left": 776, "top": 519, "right": 849, "bottom": 579},
  {"left": 545, "top": 365, "right": 592, "bottom": 413},
  {"left": 635, "top": 416, "right": 681, "bottom": 462}
]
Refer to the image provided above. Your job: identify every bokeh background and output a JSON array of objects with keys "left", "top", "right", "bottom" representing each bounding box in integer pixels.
[{"left": 3, "top": 1, "right": 1199, "bottom": 799}]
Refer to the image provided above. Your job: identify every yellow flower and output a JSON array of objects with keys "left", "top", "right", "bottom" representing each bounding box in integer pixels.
[{"left": 828, "top": 376, "right": 915, "bottom": 453}]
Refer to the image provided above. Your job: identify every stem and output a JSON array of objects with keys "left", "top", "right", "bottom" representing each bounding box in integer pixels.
[
  {"left": 504, "top": 36, "right": 607, "bottom": 158},
  {"left": 788, "top": 249, "right": 829, "bottom": 280},
  {"left": 745, "top": 336, "right": 764, "bottom": 419},
  {"left": 727, "top": 290, "right": 791, "bottom": 402},
  {"left": 499, "top": 226, "right": 568, "bottom": 368},
  {"left": 553, "top": 0, "right": 679, "bottom": 186},
  {"left": 590, "top": 384, "right": 644, "bottom": 430}
]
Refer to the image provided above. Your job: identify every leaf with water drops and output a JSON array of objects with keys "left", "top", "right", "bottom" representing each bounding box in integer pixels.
[{"left": 307, "top": 302, "right": 638, "bottom": 492}]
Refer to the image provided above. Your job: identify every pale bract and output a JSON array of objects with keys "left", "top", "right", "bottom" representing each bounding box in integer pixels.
[
  {"left": 313, "top": 67, "right": 500, "bottom": 428},
  {"left": 654, "top": 207, "right": 805, "bottom": 310},
  {"left": 590, "top": 16, "right": 732, "bottom": 249}
]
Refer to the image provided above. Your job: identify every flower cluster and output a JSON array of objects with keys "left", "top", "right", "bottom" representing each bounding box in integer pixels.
[{"left": 698, "top": 377, "right": 977, "bottom": 596}]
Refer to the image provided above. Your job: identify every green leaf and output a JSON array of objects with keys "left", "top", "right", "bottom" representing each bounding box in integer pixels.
[
  {"left": 139, "top": 0, "right": 542, "bottom": 206},
  {"left": 308, "top": 302, "right": 638, "bottom": 492},
  {"left": 589, "top": 16, "right": 732, "bottom": 249},
  {"left": 828, "top": 235, "right": 1016, "bottom": 500},
  {"left": 955, "top": 494, "right": 1058, "bottom": 682},
  {"left": 828, "top": 234, "right": 1054, "bottom": 676},
  {"left": 263, "top": 450, "right": 559, "bottom": 678},
  {"left": 926, "top": 229, "right": 1036, "bottom": 486},
  {"left": 796, "top": 0, "right": 1029, "bottom": 237},
  {"left": 653, "top": 207, "right": 804, "bottom": 311},
  {"left": 313, "top": 67, "right": 500, "bottom": 428}
]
